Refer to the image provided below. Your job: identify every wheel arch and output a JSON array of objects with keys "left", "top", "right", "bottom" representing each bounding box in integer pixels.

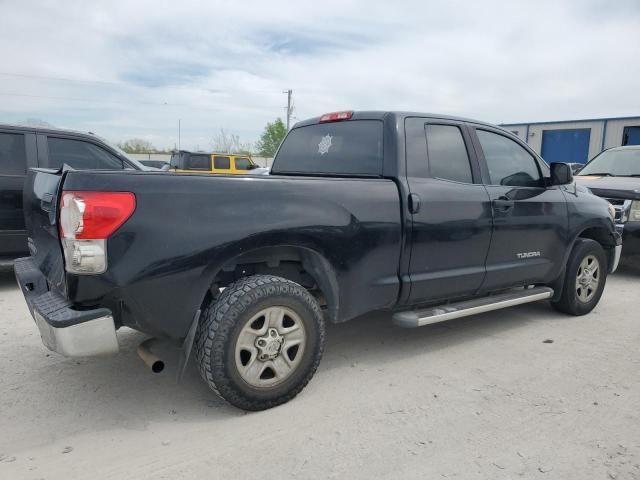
[
  {"left": 203, "top": 245, "right": 340, "bottom": 324},
  {"left": 549, "top": 223, "right": 617, "bottom": 301},
  {"left": 575, "top": 224, "right": 619, "bottom": 271},
  {"left": 576, "top": 225, "right": 617, "bottom": 248}
]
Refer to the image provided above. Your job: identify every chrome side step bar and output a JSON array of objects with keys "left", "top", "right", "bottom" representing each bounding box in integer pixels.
[{"left": 392, "top": 286, "right": 554, "bottom": 328}]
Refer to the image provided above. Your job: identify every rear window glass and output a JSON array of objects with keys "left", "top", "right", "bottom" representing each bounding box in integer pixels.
[{"left": 272, "top": 120, "right": 383, "bottom": 176}]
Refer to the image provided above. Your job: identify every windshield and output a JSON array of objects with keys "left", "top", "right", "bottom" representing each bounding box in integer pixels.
[{"left": 579, "top": 149, "right": 640, "bottom": 176}]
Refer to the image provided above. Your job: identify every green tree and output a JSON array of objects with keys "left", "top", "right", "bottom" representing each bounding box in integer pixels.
[{"left": 255, "top": 118, "right": 287, "bottom": 157}]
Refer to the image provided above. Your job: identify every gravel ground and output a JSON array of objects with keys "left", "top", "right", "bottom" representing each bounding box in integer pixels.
[{"left": 0, "top": 267, "right": 639, "bottom": 479}]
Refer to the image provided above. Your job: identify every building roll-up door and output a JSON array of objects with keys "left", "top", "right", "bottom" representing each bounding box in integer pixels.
[
  {"left": 623, "top": 126, "right": 640, "bottom": 146},
  {"left": 541, "top": 128, "right": 591, "bottom": 164}
]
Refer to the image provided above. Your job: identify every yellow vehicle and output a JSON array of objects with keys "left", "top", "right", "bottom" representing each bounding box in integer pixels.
[{"left": 170, "top": 150, "right": 259, "bottom": 174}]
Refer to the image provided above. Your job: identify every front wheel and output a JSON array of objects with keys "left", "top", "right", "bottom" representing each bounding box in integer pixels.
[
  {"left": 552, "top": 239, "right": 607, "bottom": 315},
  {"left": 194, "top": 275, "right": 325, "bottom": 411}
]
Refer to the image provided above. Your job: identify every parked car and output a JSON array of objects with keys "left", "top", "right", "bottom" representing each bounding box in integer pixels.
[
  {"left": 0, "top": 124, "right": 144, "bottom": 267},
  {"left": 15, "top": 111, "right": 620, "bottom": 411},
  {"left": 139, "top": 159, "right": 170, "bottom": 170},
  {"left": 567, "top": 162, "right": 584, "bottom": 175},
  {"left": 247, "top": 166, "right": 270, "bottom": 175},
  {"left": 576, "top": 145, "right": 640, "bottom": 262},
  {"left": 170, "top": 150, "right": 260, "bottom": 174}
]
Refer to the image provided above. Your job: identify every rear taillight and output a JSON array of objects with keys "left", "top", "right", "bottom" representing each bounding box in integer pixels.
[
  {"left": 59, "top": 191, "right": 136, "bottom": 274},
  {"left": 319, "top": 111, "right": 353, "bottom": 123}
]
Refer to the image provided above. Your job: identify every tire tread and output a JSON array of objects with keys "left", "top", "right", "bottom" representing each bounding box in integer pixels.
[{"left": 194, "top": 274, "right": 325, "bottom": 411}]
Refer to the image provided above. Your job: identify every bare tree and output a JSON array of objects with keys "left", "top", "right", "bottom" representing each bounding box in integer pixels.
[
  {"left": 18, "top": 118, "right": 55, "bottom": 128},
  {"left": 119, "top": 138, "right": 155, "bottom": 154},
  {"left": 211, "top": 129, "right": 238, "bottom": 153},
  {"left": 210, "top": 129, "right": 252, "bottom": 154}
]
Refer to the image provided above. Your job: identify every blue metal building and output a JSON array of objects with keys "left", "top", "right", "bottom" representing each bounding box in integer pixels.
[{"left": 500, "top": 116, "right": 640, "bottom": 164}]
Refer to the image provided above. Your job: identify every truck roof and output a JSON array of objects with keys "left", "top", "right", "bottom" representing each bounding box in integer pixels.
[
  {"left": 0, "top": 123, "right": 99, "bottom": 138},
  {"left": 293, "top": 111, "right": 496, "bottom": 129}
]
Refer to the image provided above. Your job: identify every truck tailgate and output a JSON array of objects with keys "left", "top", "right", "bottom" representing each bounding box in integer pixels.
[{"left": 22, "top": 169, "right": 67, "bottom": 293}]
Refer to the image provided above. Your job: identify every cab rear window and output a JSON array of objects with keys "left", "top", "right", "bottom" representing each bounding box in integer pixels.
[{"left": 272, "top": 120, "right": 383, "bottom": 176}]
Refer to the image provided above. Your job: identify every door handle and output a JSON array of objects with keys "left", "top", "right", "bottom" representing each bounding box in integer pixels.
[
  {"left": 492, "top": 197, "right": 515, "bottom": 212},
  {"left": 408, "top": 193, "right": 421, "bottom": 214}
]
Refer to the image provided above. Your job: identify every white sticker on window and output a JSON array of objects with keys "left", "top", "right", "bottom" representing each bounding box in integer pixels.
[{"left": 318, "top": 134, "right": 332, "bottom": 155}]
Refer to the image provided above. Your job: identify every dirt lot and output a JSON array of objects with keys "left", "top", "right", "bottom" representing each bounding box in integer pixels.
[{"left": 1, "top": 268, "right": 639, "bottom": 480}]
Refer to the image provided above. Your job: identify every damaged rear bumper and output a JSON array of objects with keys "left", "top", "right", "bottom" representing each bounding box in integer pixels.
[{"left": 14, "top": 257, "right": 118, "bottom": 357}]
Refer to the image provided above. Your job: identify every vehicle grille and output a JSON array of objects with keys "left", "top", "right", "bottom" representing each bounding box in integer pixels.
[{"left": 604, "top": 198, "right": 632, "bottom": 224}]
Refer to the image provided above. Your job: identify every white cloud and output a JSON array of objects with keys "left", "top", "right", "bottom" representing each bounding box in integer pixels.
[{"left": 0, "top": 0, "right": 638, "bottom": 149}]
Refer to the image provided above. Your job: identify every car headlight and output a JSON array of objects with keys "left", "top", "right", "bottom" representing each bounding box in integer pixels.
[
  {"left": 608, "top": 203, "right": 616, "bottom": 222},
  {"left": 629, "top": 201, "right": 640, "bottom": 222}
]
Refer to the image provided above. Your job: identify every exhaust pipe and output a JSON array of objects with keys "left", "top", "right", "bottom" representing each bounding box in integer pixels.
[{"left": 137, "top": 339, "right": 165, "bottom": 373}]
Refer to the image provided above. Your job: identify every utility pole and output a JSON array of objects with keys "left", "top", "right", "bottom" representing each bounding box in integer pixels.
[{"left": 283, "top": 89, "right": 293, "bottom": 130}]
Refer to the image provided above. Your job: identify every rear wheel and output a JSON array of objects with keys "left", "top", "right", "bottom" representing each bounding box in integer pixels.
[
  {"left": 552, "top": 239, "right": 607, "bottom": 315},
  {"left": 194, "top": 275, "right": 325, "bottom": 411}
]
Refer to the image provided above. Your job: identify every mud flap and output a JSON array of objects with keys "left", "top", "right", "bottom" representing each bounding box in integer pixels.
[{"left": 176, "top": 309, "right": 201, "bottom": 383}]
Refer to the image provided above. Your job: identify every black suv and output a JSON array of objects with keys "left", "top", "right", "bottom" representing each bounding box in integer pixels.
[{"left": 0, "top": 124, "right": 143, "bottom": 266}]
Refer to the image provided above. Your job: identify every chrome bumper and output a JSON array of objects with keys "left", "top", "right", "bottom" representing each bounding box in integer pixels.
[
  {"left": 32, "top": 310, "right": 118, "bottom": 357},
  {"left": 611, "top": 244, "right": 622, "bottom": 273},
  {"left": 14, "top": 257, "right": 119, "bottom": 357}
]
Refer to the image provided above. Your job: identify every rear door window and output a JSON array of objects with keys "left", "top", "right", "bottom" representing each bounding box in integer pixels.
[
  {"left": 0, "top": 132, "right": 27, "bottom": 175},
  {"left": 272, "top": 120, "right": 383, "bottom": 176},
  {"left": 425, "top": 124, "right": 473, "bottom": 183},
  {"left": 185, "top": 154, "right": 211, "bottom": 170},
  {"left": 214, "top": 156, "right": 231, "bottom": 170},
  {"left": 235, "top": 157, "right": 251, "bottom": 170},
  {"left": 47, "top": 137, "right": 124, "bottom": 170}
]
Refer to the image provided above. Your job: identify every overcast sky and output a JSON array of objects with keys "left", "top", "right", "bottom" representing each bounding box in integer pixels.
[{"left": 0, "top": 0, "right": 639, "bottom": 150}]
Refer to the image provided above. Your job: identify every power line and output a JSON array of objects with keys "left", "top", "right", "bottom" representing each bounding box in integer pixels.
[
  {"left": 0, "top": 91, "right": 279, "bottom": 115},
  {"left": 0, "top": 71, "right": 297, "bottom": 96},
  {"left": 0, "top": 91, "right": 170, "bottom": 106},
  {"left": 0, "top": 72, "right": 306, "bottom": 124},
  {"left": 0, "top": 71, "right": 129, "bottom": 87}
]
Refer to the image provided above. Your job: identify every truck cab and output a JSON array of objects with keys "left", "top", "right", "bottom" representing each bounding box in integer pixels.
[{"left": 170, "top": 150, "right": 259, "bottom": 174}]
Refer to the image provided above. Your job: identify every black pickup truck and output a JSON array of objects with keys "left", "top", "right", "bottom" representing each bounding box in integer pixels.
[
  {"left": 15, "top": 111, "right": 621, "bottom": 410},
  {"left": 0, "top": 124, "right": 143, "bottom": 267},
  {"left": 575, "top": 145, "right": 640, "bottom": 262}
]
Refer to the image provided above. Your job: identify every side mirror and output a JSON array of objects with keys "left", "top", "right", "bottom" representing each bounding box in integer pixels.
[{"left": 550, "top": 162, "right": 573, "bottom": 186}]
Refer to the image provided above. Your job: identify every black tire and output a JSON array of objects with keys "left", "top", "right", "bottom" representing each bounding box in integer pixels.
[
  {"left": 194, "top": 275, "right": 325, "bottom": 411},
  {"left": 552, "top": 239, "right": 608, "bottom": 315}
]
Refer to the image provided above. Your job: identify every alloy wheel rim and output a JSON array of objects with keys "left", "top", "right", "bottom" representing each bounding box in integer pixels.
[
  {"left": 575, "top": 254, "right": 600, "bottom": 303},
  {"left": 234, "top": 306, "right": 307, "bottom": 388}
]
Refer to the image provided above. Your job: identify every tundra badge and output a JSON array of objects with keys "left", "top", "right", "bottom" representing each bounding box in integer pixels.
[{"left": 517, "top": 251, "right": 541, "bottom": 259}]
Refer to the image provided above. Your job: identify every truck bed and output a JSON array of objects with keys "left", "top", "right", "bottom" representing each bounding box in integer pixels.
[{"left": 23, "top": 169, "right": 403, "bottom": 339}]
